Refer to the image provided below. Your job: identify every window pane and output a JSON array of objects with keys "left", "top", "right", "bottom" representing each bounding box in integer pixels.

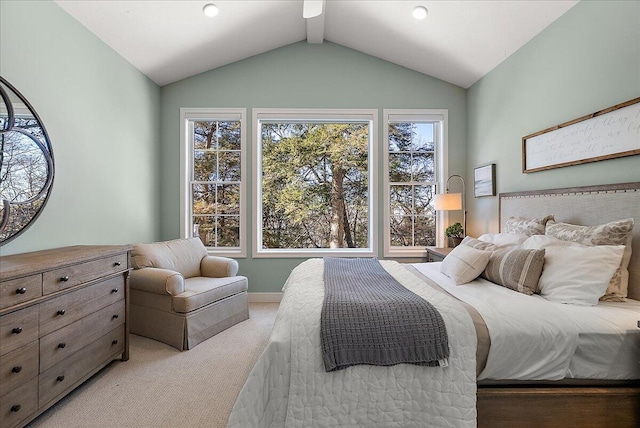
[
  {"left": 193, "top": 184, "right": 215, "bottom": 215},
  {"left": 217, "top": 216, "right": 240, "bottom": 247},
  {"left": 217, "top": 184, "right": 240, "bottom": 214},
  {"left": 193, "top": 150, "right": 217, "bottom": 181},
  {"left": 388, "top": 153, "right": 411, "bottom": 182},
  {"left": 388, "top": 123, "right": 413, "bottom": 151},
  {"left": 193, "top": 121, "right": 215, "bottom": 150},
  {"left": 390, "top": 215, "right": 413, "bottom": 246},
  {"left": 415, "top": 215, "right": 436, "bottom": 246},
  {"left": 217, "top": 122, "right": 241, "bottom": 150},
  {"left": 390, "top": 185, "right": 412, "bottom": 216},
  {"left": 193, "top": 216, "right": 215, "bottom": 246},
  {"left": 414, "top": 185, "right": 435, "bottom": 216},
  {"left": 218, "top": 151, "right": 241, "bottom": 182},
  {"left": 412, "top": 153, "right": 435, "bottom": 182},
  {"left": 412, "top": 123, "right": 435, "bottom": 151},
  {"left": 261, "top": 122, "right": 370, "bottom": 250},
  {"left": 193, "top": 121, "right": 241, "bottom": 150}
]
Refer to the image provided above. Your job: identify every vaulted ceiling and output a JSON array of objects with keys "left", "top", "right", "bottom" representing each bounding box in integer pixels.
[{"left": 54, "top": 0, "right": 579, "bottom": 88}]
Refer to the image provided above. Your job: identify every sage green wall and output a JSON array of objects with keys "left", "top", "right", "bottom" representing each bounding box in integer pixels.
[
  {"left": 160, "top": 42, "right": 467, "bottom": 292},
  {"left": 467, "top": 0, "right": 640, "bottom": 236},
  {"left": 0, "top": 0, "right": 161, "bottom": 256}
]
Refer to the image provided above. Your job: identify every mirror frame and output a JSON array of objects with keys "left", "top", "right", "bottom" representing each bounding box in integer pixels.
[{"left": 0, "top": 76, "right": 55, "bottom": 246}]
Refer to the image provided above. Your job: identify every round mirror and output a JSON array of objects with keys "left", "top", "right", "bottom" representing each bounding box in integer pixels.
[{"left": 0, "top": 76, "right": 55, "bottom": 245}]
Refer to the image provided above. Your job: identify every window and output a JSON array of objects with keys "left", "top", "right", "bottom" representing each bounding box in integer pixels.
[
  {"left": 383, "top": 110, "right": 447, "bottom": 257},
  {"left": 180, "top": 108, "right": 246, "bottom": 256},
  {"left": 253, "top": 109, "right": 377, "bottom": 257}
]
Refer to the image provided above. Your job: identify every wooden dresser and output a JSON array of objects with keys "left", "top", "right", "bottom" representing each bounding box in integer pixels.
[{"left": 0, "top": 245, "right": 131, "bottom": 428}]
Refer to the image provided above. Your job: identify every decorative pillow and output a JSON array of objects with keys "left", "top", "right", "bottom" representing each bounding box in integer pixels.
[
  {"left": 461, "top": 236, "right": 496, "bottom": 251},
  {"left": 478, "top": 233, "right": 528, "bottom": 249},
  {"left": 545, "top": 218, "right": 634, "bottom": 301},
  {"left": 440, "top": 244, "right": 492, "bottom": 285},
  {"left": 505, "top": 215, "right": 554, "bottom": 236},
  {"left": 480, "top": 249, "right": 545, "bottom": 295},
  {"left": 536, "top": 245, "right": 625, "bottom": 306}
]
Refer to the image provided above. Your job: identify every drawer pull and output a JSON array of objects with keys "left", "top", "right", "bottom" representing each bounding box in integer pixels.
[
  {"left": 114, "top": 261, "right": 122, "bottom": 267},
  {"left": 111, "top": 288, "right": 119, "bottom": 293},
  {"left": 112, "top": 314, "right": 119, "bottom": 320},
  {"left": 112, "top": 340, "right": 118, "bottom": 345},
  {"left": 12, "top": 366, "right": 22, "bottom": 373},
  {"left": 58, "top": 342, "right": 67, "bottom": 349},
  {"left": 60, "top": 275, "right": 69, "bottom": 282},
  {"left": 10, "top": 404, "right": 21, "bottom": 413},
  {"left": 12, "top": 327, "right": 22, "bottom": 334},
  {"left": 56, "top": 375, "right": 65, "bottom": 382},
  {"left": 16, "top": 287, "right": 27, "bottom": 294},
  {"left": 57, "top": 309, "right": 66, "bottom": 316}
]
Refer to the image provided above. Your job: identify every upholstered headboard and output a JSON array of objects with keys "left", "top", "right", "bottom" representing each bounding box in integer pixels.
[{"left": 499, "top": 182, "right": 640, "bottom": 301}]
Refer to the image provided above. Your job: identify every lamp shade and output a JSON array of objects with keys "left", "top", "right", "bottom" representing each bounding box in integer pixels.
[{"left": 434, "top": 192, "right": 462, "bottom": 211}]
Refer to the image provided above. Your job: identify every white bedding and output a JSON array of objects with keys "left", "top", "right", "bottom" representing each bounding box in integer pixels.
[
  {"left": 228, "top": 259, "right": 477, "bottom": 428},
  {"left": 412, "top": 262, "right": 640, "bottom": 381}
]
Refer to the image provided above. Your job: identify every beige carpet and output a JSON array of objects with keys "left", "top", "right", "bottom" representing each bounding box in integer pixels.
[{"left": 28, "top": 303, "right": 279, "bottom": 428}]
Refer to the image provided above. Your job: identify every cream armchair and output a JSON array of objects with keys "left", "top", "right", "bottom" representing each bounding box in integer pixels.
[{"left": 129, "top": 238, "right": 249, "bottom": 350}]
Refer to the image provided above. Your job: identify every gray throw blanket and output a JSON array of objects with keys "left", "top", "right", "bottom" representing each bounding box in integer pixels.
[{"left": 321, "top": 258, "right": 450, "bottom": 372}]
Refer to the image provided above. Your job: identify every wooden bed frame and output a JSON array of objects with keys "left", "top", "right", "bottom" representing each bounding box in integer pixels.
[{"left": 477, "top": 181, "right": 640, "bottom": 428}]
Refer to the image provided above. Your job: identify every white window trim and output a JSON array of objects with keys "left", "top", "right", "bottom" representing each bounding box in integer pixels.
[
  {"left": 383, "top": 109, "right": 449, "bottom": 258},
  {"left": 180, "top": 108, "right": 247, "bottom": 257},
  {"left": 252, "top": 108, "right": 378, "bottom": 258}
]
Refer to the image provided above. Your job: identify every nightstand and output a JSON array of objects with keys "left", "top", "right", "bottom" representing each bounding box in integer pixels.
[{"left": 426, "top": 247, "right": 453, "bottom": 262}]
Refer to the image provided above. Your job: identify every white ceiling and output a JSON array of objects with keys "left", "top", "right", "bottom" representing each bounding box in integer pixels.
[{"left": 54, "top": 0, "right": 579, "bottom": 88}]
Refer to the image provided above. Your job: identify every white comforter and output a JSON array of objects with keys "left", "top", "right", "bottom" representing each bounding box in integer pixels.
[
  {"left": 412, "top": 262, "right": 640, "bottom": 381},
  {"left": 413, "top": 262, "right": 579, "bottom": 380},
  {"left": 228, "top": 259, "right": 477, "bottom": 428}
]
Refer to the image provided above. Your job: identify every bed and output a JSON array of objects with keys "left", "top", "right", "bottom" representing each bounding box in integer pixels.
[{"left": 228, "top": 182, "right": 640, "bottom": 427}]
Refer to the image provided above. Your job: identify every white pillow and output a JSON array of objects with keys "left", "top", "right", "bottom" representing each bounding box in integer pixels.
[
  {"left": 440, "top": 244, "right": 491, "bottom": 285},
  {"left": 478, "top": 233, "right": 528, "bottom": 249},
  {"left": 535, "top": 245, "right": 625, "bottom": 306},
  {"left": 521, "top": 235, "right": 575, "bottom": 250}
]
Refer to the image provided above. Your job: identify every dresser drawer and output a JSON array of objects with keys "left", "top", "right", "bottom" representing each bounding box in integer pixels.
[
  {"left": 0, "top": 341, "right": 39, "bottom": 397},
  {"left": 0, "top": 275, "right": 42, "bottom": 310},
  {"left": 40, "top": 300, "right": 125, "bottom": 372},
  {"left": 0, "top": 306, "right": 39, "bottom": 357},
  {"left": 39, "top": 275, "right": 125, "bottom": 337},
  {"left": 0, "top": 376, "right": 38, "bottom": 428},
  {"left": 42, "top": 253, "right": 128, "bottom": 295},
  {"left": 39, "top": 326, "right": 124, "bottom": 407}
]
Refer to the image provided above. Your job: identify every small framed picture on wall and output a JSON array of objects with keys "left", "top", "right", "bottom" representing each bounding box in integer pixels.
[{"left": 474, "top": 164, "right": 496, "bottom": 197}]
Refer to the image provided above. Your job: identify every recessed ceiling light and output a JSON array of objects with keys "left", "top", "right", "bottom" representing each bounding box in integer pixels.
[
  {"left": 412, "top": 6, "right": 428, "bottom": 20},
  {"left": 203, "top": 4, "right": 219, "bottom": 17}
]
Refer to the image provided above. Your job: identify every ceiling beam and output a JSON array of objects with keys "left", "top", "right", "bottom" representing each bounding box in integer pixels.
[
  {"left": 304, "top": 0, "right": 325, "bottom": 44},
  {"left": 306, "top": 14, "right": 325, "bottom": 44}
]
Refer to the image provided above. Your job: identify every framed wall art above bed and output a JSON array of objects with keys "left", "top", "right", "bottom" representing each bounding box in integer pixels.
[{"left": 522, "top": 97, "right": 640, "bottom": 173}]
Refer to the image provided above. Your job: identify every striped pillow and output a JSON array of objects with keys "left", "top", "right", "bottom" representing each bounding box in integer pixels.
[
  {"left": 461, "top": 236, "right": 496, "bottom": 251},
  {"left": 481, "top": 249, "right": 546, "bottom": 295}
]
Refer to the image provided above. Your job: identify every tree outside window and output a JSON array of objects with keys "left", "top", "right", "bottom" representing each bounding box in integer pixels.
[
  {"left": 384, "top": 109, "right": 446, "bottom": 257},
  {"left": 254, "top": 110, "right": 377, "bottom": 257},
  {"left": 181, "top": 108, "right": 246, "bottom": 256}
]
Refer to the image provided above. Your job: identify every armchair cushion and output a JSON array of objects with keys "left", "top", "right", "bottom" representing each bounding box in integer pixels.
[
  {"left": 131, "top": 268, "right": 185, "bottom": 296},
  {"left": 173, "top": 276, "right": 248, "bottom": 313},
  {"left": 131, "top": 237, "right": 207, "bottom": 279},
  {"left": 201, "top": 256, "right": 239, "bottom": 278}
]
